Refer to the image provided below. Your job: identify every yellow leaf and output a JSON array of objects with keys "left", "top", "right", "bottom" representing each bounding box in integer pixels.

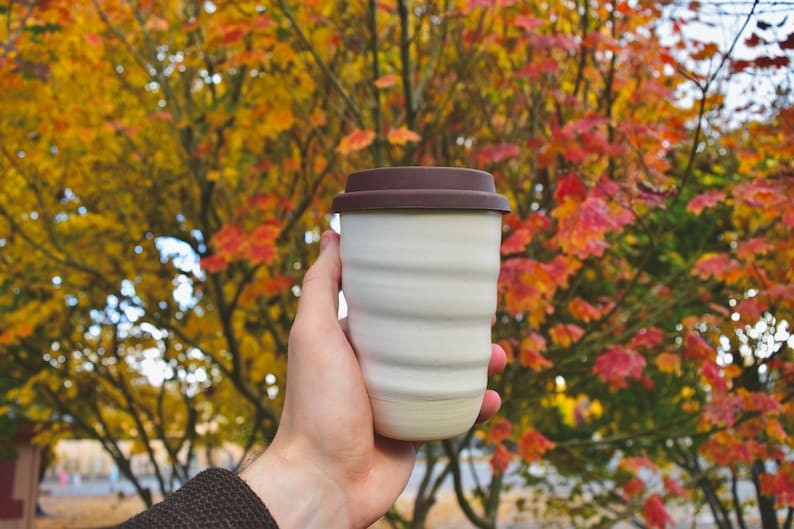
[
  {"left": 336, "top": 129, "right": 375, "bottom": 154},
  {"left": 387, "top": 127, "right": 422, "bottom": 145},
  {"left": 207, "top": 170, "right": 221, "bottom": 182}
]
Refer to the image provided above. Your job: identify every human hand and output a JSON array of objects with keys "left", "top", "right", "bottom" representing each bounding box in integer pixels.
[{"left": 241, "top": 231, "right": 506, "bottom": 529}]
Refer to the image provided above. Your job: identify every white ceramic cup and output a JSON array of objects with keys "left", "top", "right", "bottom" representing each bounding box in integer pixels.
[{"left": 332, "top": 167, "right": 510, "bottom": 441}]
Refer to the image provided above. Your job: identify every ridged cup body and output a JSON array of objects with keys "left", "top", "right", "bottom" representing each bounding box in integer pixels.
[{"left": 340, "top": 210, "right": 502, "bottom": 441}]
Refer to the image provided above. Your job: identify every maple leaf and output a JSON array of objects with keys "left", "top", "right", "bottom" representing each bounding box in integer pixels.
[
  {"left": 643, "top": 494, "right": 673, "bottom": 529},
  {"left": 519, "top": 332, "right": 552, "bottom": 371},
  {"left": 374, "top": 74, "right": 397, "bottom": 88},
  {"left": 549, "top": 323, "right": 585, "bottom": 347},
  {"left": 485, "top": 417, "right": 513, "bottom": 445},
  {"left": 700, "top": 361, "right": 728, "bottom": 391},
  {"left": 629, "top": 327, "right": 664, "bottom": 349},
  {"left": 692, "top": 253, "right": 743, "bottom": 283},
  {"left": 145, "top": 16, "right": 169, "bottom": 32},
  {"left": 686, "top": 190, "right": 726, "bottom": 214},
  {"left": 501, "top": 229, "right": 531, "bottom": 255},
  {"left": 734, "top": 297, "right": 765, "bottom": 323},
  {"left": 490, "top": 443, "right": 514, "bottom": 475},
  {"left": 336, "top": 129, "right": 376, "bottom": 155},
  {"left": 517, "top": 430, "right": 555, "bottom": 463},
  {"left": 663, "top": 476, "right": 690, "bottom": 499},
  {"left": 740, "top": 389, "right": 784, "bottom": 414},
  {"left": 623, "top": 477, "right": 646, "bottom": 498},
  {"left": 246, "top": 224, "right": 280, "bottom": 265},
  {"left": 514, "top": 15, "right": 544, "bottom": 32},
  {"left": 554, "top": 173, "right": 587, "bottom": 203},
  {"left": 654, "top": 353, "right": 681, "bottom": 374},
  {"left": 477, "top": 143, "right": 520, "bottom": 164},
  {"left": 736, "top": 237, "right": 773, "bottom": 260},
  {"left": 620, "top": 456, "right": 658, "bottom": 473},
  {"left": 760, "top": 466, "right": 794, "bottom": 508},
  {"left": 387, "top": 127, "right": 422, "bottom": 145},
  {"left": 593, "top": 345, "right": 647, "bottom": 390},
  {"left": 703, "top": 394, "right": 743, "bottom": 426},
  {"left": 212, "top": 223, "right": 246, "bottom": 259},
  {"left": 200, "top": 254, "right": 228, "bottom": 273},
  {"left": 568, "top": 298, "right": 601, "bottom": 323},
  {"left": 684, "top": 333, "right": 716, "bottom": 361}
]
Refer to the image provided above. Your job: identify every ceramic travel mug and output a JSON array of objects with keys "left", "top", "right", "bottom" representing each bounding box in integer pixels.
[{"left": 331, "top": 167, "right": 510, "bottom": 441}]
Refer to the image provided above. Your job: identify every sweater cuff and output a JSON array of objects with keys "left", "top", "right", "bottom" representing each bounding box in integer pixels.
[{"left": 117, "top": 467, "right": 279, "bottom": 529}]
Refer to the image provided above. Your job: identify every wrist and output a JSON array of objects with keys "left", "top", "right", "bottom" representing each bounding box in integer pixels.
[{"left": 240, "top": 444, "right": 350, "bottom": 529}]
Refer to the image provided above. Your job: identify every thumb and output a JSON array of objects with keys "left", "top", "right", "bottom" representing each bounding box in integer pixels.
[{"left": 295, "top": 231, "right": 341, "bottom": 323}]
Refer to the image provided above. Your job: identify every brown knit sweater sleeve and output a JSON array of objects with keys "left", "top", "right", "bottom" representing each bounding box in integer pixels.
[{"left": 117, "top": 468, "right": 280, "bottom": 529}]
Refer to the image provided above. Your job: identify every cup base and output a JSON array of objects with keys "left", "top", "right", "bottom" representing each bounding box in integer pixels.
[{"left": 370, "top": 394, "right": 483, "bottom": 441}]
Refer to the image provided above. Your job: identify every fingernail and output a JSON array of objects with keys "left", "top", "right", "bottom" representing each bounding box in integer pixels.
[{"left": 320, "top": 231, "right": 333, "bottom": 253}]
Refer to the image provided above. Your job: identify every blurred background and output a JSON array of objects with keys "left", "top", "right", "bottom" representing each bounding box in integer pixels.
[{"left": 1, "top": 0, "right": 792, "bottom": 528}]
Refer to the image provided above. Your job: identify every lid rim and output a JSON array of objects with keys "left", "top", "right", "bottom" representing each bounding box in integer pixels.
[{"left": 332, "top": 166, "right": 511, "bottom": 213}]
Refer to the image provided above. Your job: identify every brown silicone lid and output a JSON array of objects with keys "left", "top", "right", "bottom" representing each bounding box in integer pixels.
[{"left": 332, "top": 167, "right": 511, "bottom": 213}]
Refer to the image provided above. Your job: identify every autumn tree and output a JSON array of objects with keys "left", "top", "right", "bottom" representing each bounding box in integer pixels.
[{"left": 1, "top": 0, "right": 793, "bottom": 528}]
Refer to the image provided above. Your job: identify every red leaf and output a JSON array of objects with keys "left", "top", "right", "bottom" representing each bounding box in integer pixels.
[
  {"left": 245, "top": 224, "right": 280, "bottom": 265},
  {"left": 620, "top": 456, "right": 658, "bottom": 473},
  {"left": 624, "top": 477, "right": 645, "bottom": 497},
  {"left": 759, "top": 463, "right": 794, "bottom": 508},
  {"left": 549, "top": 324, "right": 585, "bottom": 347},
  {"left": 780, "top": 32, "right": 794, "bottom": 50},
  {"left": 490, "top": 443, "right": 514, "bottom": 474},
  {"left": 700, "top": 361, "right": 728, "bottom": 391},
  {"left": 212, "top": 223, "right": 246, "bottom": 258},
  {"left": 517, "top": 430, "right": 555, "bottom": 463},
  {"left": 477, "top": 143, "right": 521, "bottom": 164},
  {"left": 686, "top": 190, "right": 726, "bottom": 214},
  {"left": 520, "top": 332, "right": 552, "bottom": 371},
  {"left": 736, "top": 237, "right": 773, "bottom": 260},
  {"left": 741, "top": 389, "right": 784, "bottom": 414},
  {"left": 200, "top": 254, "right": 228, "bottom": 273},
  {"left": 486, "top": 417, "right": 513, "bottom": 445},
  {"left": 643, "top": 494, "right": 673, "bottom": 529},
  {"left": 703, "top": 394, "right": 743, "bottom": 426},
  {"left": 554, "top": 173, "right": 587, "bottom": 203},
  {"left": 692, "top": 253, "right": 742, "bottom": 282},
  {"left": 663, "top": 476, "right": 690, "bottom": 499},
  {"left": 684, "top": 333, "right": 715, "bottom": 361},
  {"left": 593, "top": 345, "right": 647, "bottom": 390},
  {"left": 501, "top": 229, "right": 531, "bottom": 255},
  {"left": 629, "top": 327, "right": 665, "bottom": 349},
  {"left": 745, "top": 33, "right": 763, "bottom": 47},
  {"left": 514, "top": 15, "right": 544, "bottom": 32}
]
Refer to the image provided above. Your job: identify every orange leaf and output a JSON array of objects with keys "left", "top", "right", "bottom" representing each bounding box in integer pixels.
[
  {"left": 517, "top": 430, "right": 555, "bottom": 463},
  {"left": 549, "top": 324, "right": 584, "bottom": 347},
  {"left": 568, "top": 298, "right": 601, "bottom": 323},
  {"left": 490, "top": 443, "right": 514, "bottom": 475},
  {"left": 145, "top": 16, "right": 169, "bottom": 32},
  {"left": 374, "top": 74, "right": 397, "bottom": 88},
  {"left": 654, "top": 353, "right": 681, "bottom": 374},
  {"left": 336, "top": 129, "right": 376, "bottom": 154},
  {"left": 387, "top": 127, "right": 422, "bottom": 145},
  {"left": 246, "top": 224, "right": 280, "bottom": 265},
  {"left": 485, "top": 417, "right": 512, "bottom": 445},
  {"left": 501, "top": 229, "right": 531, "bottom": 255}
]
